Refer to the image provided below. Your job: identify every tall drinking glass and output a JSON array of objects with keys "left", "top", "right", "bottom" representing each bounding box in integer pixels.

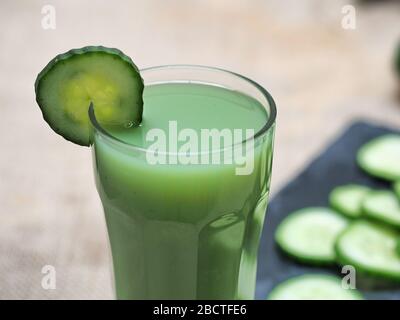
[{"left": 89, "top": 66, "right": 276, "bottom": 299}]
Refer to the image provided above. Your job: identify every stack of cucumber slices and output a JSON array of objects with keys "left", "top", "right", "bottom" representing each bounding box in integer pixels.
[{"left": 269, "top": 134, "right": 400, "bottom": 300}]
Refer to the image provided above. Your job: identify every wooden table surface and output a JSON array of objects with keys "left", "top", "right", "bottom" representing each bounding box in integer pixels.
[{"left": 1, "top": 0, "right": 399, "bottom": 299}]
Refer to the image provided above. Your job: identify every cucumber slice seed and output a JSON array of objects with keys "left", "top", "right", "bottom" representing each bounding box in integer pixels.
[
  {"left": 275, "top": 207, "right": 349, "bottom": 265},
  {"left": 362, "top": 190, "right": 400, "bottom": 229},
  {"left": 329, "top": 184, "right": 370, "bottom": 218},
  {"left": 335, "top": 220, "right": 400, "bottom": 281},
  {"left": 357, "top": 135, "right": 400, "bottom": 181},
  {"left": 35, "top": 46, "right": 143, "bottom": 146},
  {"left": 267, "top": 274, "right": 363, "bottom": 300}
]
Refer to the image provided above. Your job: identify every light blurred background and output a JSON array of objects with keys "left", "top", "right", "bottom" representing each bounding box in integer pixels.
[{"left": 0, "top": 0, "right": 399, "bottom": 299}]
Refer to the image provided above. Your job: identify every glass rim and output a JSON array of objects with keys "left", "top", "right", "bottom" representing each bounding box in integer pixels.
[{"left": 89, "top": 64, "right": 277, "bottom": 154}]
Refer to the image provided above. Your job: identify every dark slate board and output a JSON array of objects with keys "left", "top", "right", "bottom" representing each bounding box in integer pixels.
[{"left": 256, "top": 121, "right": 400, "bottom": 300}]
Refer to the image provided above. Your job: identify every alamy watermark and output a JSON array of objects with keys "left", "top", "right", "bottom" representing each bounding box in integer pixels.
[
  {"left": 41, "top": 5, "right": 56, "bottom": 30},
  {"left": 341, "top": 265, "right": 357, "bottom": 289},
  {"left": 341, "top": 5, "right": 356, "bottom": 30},
  {"left": 41, "top": 265, "right": 56, "bottom": 290},
  {"left": 145, "top": 121, "right": 255, "bottom": 175}
]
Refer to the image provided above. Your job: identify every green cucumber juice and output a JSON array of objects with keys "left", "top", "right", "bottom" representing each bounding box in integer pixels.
[{"left": 92, "top": 83, "right": 274, "bottom": 299}]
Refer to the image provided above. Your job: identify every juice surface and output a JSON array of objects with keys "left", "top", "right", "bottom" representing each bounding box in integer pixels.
[
  {"left": 93, "top": 82, "right": 274, "bottom": 299},
  {"left": 108, "top": 83, "right": 267, "bottom": 150}
]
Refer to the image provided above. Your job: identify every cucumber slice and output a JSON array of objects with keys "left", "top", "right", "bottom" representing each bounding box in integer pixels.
[
  {"left": 335, "top": 220, "right": 400, "bottom": 281},
  {"left": 267, "top": 274, "right": 363, "bottom": 300},
  {"left": 357, "top": 135, "right": 400, "bottom": 181},
  {"left": 329, "top": 184, "right": 370, "bottom": 218},
  {"left": 275, "top": 208, "right": 348, "bottom": 264},
  {"left": 35, "top": 46, "right": 143, "bottom": 146},
  {"left": 362, "top": 190, "right": 400, "bottom": 228}
]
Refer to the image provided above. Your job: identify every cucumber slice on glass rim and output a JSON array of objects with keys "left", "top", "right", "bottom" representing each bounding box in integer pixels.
[
  {"left": 335, "top": 220, "right": 400, "bottom": 281},
  {"left": 267, "top": 274, "right": 363, "bottom": 300},
  {"left": 329, "top": 184, "right": 370, "bottom": 218},
  {"left": 275, "top": 207, "right": 349, "bottom": 265},
  {"left": 357, "top": 135, "right": 400, "bottom": 181},
  {"left": 362, "top": 190, "right": 400, "bottom": 229},
  {"left": 35, "top": 46, "right": 143, "bottom": 146}
]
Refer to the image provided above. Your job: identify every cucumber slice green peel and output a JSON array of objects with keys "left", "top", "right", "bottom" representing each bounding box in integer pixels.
[
  {"left": 267, "top": 274, "right": 363, "bottom": 300},
  {"left": 275, "top": 207, "right": 349, "bottom": 265},
  {"left": 362, "top": 190, "right": 400, "bottom": 228},
  {"left": 357, "top": 135, "right": 400, "bottom": 181},
  {"left": 35, "top": 46, "right": 143, "bottom": 146},
  {"left": 394, "top": 181, "right": 400, "bottom": 199},
  {"left": 397, "top": 238, "right": 400, "bottom": 257},
  {"left": 329, "top": 184, "right": 370, "bottom": 218},
  {"left": 335, "top": 220, "right": 400, "bottom": 281}
]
